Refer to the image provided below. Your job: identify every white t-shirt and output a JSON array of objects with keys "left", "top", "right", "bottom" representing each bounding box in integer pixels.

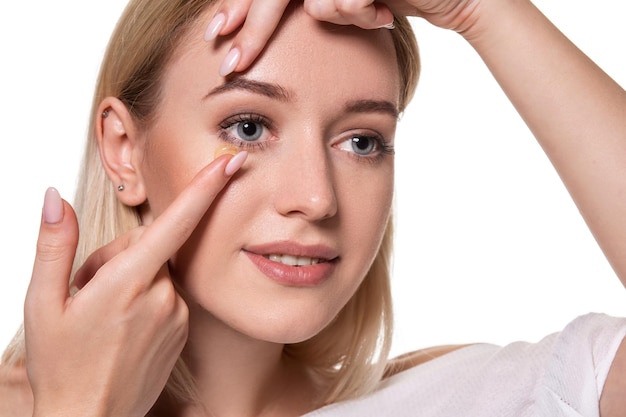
[{"left": 305, "top": 314, "right": 626, "bottom": 416}]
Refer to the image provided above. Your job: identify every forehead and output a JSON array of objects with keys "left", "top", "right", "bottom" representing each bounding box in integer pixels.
[
  {"left": 168, "top": 6, "right": 400, "bottom": 107},
  {"left": 247, "top": 8, "right": 399, "bottom": 96}
]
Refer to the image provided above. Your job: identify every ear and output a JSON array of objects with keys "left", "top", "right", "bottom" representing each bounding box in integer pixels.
[{"left": 96, "top": 97, "right": 147, "bottom": 207}]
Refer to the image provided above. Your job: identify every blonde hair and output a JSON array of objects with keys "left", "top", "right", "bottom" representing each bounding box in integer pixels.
[{"left": 2, "top": 0, "right": 420, "bottom": 407}]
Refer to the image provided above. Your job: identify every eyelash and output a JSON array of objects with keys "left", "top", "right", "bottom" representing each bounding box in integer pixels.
[{"left": 217, "top": 113, "right": 394, "bottom": 162}]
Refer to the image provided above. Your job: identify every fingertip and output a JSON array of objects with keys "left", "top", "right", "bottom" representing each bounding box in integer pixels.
[
  {"left": 224, "top": 40, "right": 267, "bottom": 76},
  {"left": 205, "top": 12, "right": 226, "bottom": 41},
  {"left": 43, "top": 187, "right": 64, "bottom": 224},
  {"left": 219, "top": 47, "right": 241, "bottom": 77},
  {"left": 224, "top": 151, "right": 248, "bottom": 176},
  {"left": 374, "top": 3, "right": 395, "bottom": 29},
  {"left": 216, "top": 0, "right": 290, "bottom": 75},
  {"left": 28, "top": 190, "right": 78, "bottom": 310}
]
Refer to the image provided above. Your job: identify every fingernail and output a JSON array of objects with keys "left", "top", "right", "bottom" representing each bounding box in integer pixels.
[
  {"left": 204, "top": 12, "right": 226, "bottom": 41},
  {"left": 43, "top": 187, "right": 64, "bottom": 224},
  {"left": 224, "top": 151, "right": 248, "bottom": 176},
  {"left": 219, "top": 47, "right": 240, "bottom": 77}
]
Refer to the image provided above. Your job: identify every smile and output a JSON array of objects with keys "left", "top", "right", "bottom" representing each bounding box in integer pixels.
[
  {"left": 265, "top": 254, "right": 323, "bottom": 266},
  {"left": 243, "top": 243, "right": 338, "bottom": 286}
]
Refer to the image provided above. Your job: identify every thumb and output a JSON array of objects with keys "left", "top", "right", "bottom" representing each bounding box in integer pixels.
[{"left": 25, "top": 188, "right": 79, "bottom": 316}]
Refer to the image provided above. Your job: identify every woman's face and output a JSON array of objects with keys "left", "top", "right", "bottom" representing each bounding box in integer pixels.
[{"left": 137, "top": 7, "right": 400, "bottom": 343}]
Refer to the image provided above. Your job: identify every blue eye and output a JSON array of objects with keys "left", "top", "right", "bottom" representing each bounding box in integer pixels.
[
  {"left": 219, "top": 113, "right": 274, "bottom": 150},
  {"left": 336, "top": 133, "right": 392, "bottom": 158},
  {"left": 237, "top": 121, "right": 263, "bottom": 142},
  {"left": 349, "top": 136, "right": 376, "bottom": 155}
]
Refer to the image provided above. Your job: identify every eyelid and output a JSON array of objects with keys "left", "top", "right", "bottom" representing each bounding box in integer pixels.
[{"left": 218, "top": 112, "right": 274, "bottom": 130}]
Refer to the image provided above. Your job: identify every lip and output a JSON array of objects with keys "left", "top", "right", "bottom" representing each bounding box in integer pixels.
[{"left": 243, "top": 241, "right": 339, "bottom": 287}]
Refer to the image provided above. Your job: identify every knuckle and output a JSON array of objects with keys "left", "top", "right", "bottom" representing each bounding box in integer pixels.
[
  {"left": 235, "top": 30, "right": 265, "bottom": 56},
  {"left": 24, "top": 296, "right": 42, "bottom": 321},
  {"left": 175, "top": 299, "right": 190, "bottom": 325},
  {"left": 304, "top": 0, "right": 328, "bottom": 19},
  {"left": 150, "top": 278, "right": 179, "bottom": 315},
  {"left": 336, "top": 0, "right": 358, "bottom": 14},
  {"left": 99, "top": 259, "right": 146, "bottom": 301},
  {"left": 36, "top": 235, "right": 73, "bottom": 263},
  {"left": 221, "top": 0, "right": 247, "bottom": 16}
]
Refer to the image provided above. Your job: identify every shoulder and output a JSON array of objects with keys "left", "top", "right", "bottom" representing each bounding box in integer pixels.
[
  {"left": 384, "top": 344, "right": 471, "bottom": 378},
  {"left": 0, "top": 364, "right": 33, "bottom": 417}
]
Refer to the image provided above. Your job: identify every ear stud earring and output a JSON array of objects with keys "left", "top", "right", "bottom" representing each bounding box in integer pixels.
[
  {"left": 102, "top": 109, "right": 110, "bottom": 118},
  {"left": 117, "top": 184, "right": 125, "bottom": 192}
]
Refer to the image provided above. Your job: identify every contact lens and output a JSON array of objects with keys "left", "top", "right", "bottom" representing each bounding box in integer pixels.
[{"left": 214, "top": 144, "right": 239, "bottom": 159}]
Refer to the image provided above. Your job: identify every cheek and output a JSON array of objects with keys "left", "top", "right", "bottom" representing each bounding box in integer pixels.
[
  {"left": 334, "top": 162, "right": 394, "bottom": 279},
  {"left": 140, "top": 136, "right": 214, "bottom": 220},
  {"left": 339, "top": 162, "right": 394, "bottom": 231}
]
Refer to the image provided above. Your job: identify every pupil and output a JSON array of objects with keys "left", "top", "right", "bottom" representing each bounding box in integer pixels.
[
  {"left": 352, "top": 137, "right": 373, "bottom": 153},
  {"left": 355, "top": 138, "right": 367, "bottom": 150},
  {"left": 242, "top": 122, "right": 257, "bottom": 137}
]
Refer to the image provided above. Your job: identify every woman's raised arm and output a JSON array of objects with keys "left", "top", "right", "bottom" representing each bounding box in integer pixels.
[
  {"left": 462, "top": 3, "right": 626, "bottom": 415},
  {"left": 462, "top": 0, "right": 626, "bottom": 287}
]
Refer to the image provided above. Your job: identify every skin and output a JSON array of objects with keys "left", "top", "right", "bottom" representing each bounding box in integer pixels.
[
  {"left": 3, "top": 0, "right": 625, "bottom": 416},
  {"left": 137, "top": 8, "right": 399, "bottom": 346},
  {"left": 1, "top": 6, "right": 402, "bottom": 417},
  {"left": 197, "top": 2, "right": 626, "bottom": 408},
  {"left": 121, "top": 8, "right": 400, "bottom": 416},
  {"left": 22, "top": 159, "right": 245, "bottom": 417},
  {"left": 215, "top": 0, "right": 626, "bottom": 415}
]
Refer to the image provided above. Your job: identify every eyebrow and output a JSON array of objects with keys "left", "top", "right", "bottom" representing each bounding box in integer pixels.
[
  {"left": 344, "top": 99, "right": 399, "bottom": 119},
  {"left": 205, "top": 77, "right": 398, "bottom": 118},
  {"left": 205, "top": 77, "right": 293, "bottom": 101}
]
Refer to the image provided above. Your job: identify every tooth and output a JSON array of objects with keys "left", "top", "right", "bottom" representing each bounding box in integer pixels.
[
  {"left": 281, "top": 255, "right": 298, "bottom": 266},
  {"left": 266, "top": 254, "right": 322, "bottom": 266},
  {"left": 269, "top": 254, "right": 281, "bottom": 262}
]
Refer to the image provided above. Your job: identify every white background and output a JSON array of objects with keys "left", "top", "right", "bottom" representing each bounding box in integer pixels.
[{"left": 1, "top": 1, "right": 625, "bottom": 358}]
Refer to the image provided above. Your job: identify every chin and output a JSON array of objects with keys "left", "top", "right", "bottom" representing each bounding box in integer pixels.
[{"left": 224, "top": 300, "right": 343, "bottom": 345}]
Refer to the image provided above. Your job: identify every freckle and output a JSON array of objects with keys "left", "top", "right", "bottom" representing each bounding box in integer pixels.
[{"left": 214, "top": 144, "right": 239, "bottom": 159}]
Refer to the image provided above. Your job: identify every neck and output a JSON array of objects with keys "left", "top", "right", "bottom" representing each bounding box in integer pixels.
[{"left": 153, "top": 301, "right": 320, "bottom": 417}]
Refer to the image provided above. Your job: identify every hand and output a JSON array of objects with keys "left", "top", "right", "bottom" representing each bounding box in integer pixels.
[
  {"left": 206, "top": 0, "right": 482, "bottom": 76},
  {"left": 23, "top": 152, "right": 247, "bottom": 417}
]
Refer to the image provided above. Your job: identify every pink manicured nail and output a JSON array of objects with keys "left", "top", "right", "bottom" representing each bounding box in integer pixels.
[
  {"left": 219, "top": 47, "right": 240, "bottom": 77},
  {"left": 224, "top": 151, "right": 248, "bottom": 176},
  {"left": 43, "top": 187, "right": 63, "bottom": 224},
  {"left": 204, "top": 13, "right": 226, "bottom": 41}
]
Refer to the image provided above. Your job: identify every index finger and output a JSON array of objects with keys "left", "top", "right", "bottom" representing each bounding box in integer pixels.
[
  {"left": 209, "top": 0, "right": 291, "bottom": 76},
  {"left": 123, "top": 151, "right": 247, "bottom": 279}
]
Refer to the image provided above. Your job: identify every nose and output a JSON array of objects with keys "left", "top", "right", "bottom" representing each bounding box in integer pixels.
[{"left": 273, "top": 139, "right": 338, "bottom": 222}]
